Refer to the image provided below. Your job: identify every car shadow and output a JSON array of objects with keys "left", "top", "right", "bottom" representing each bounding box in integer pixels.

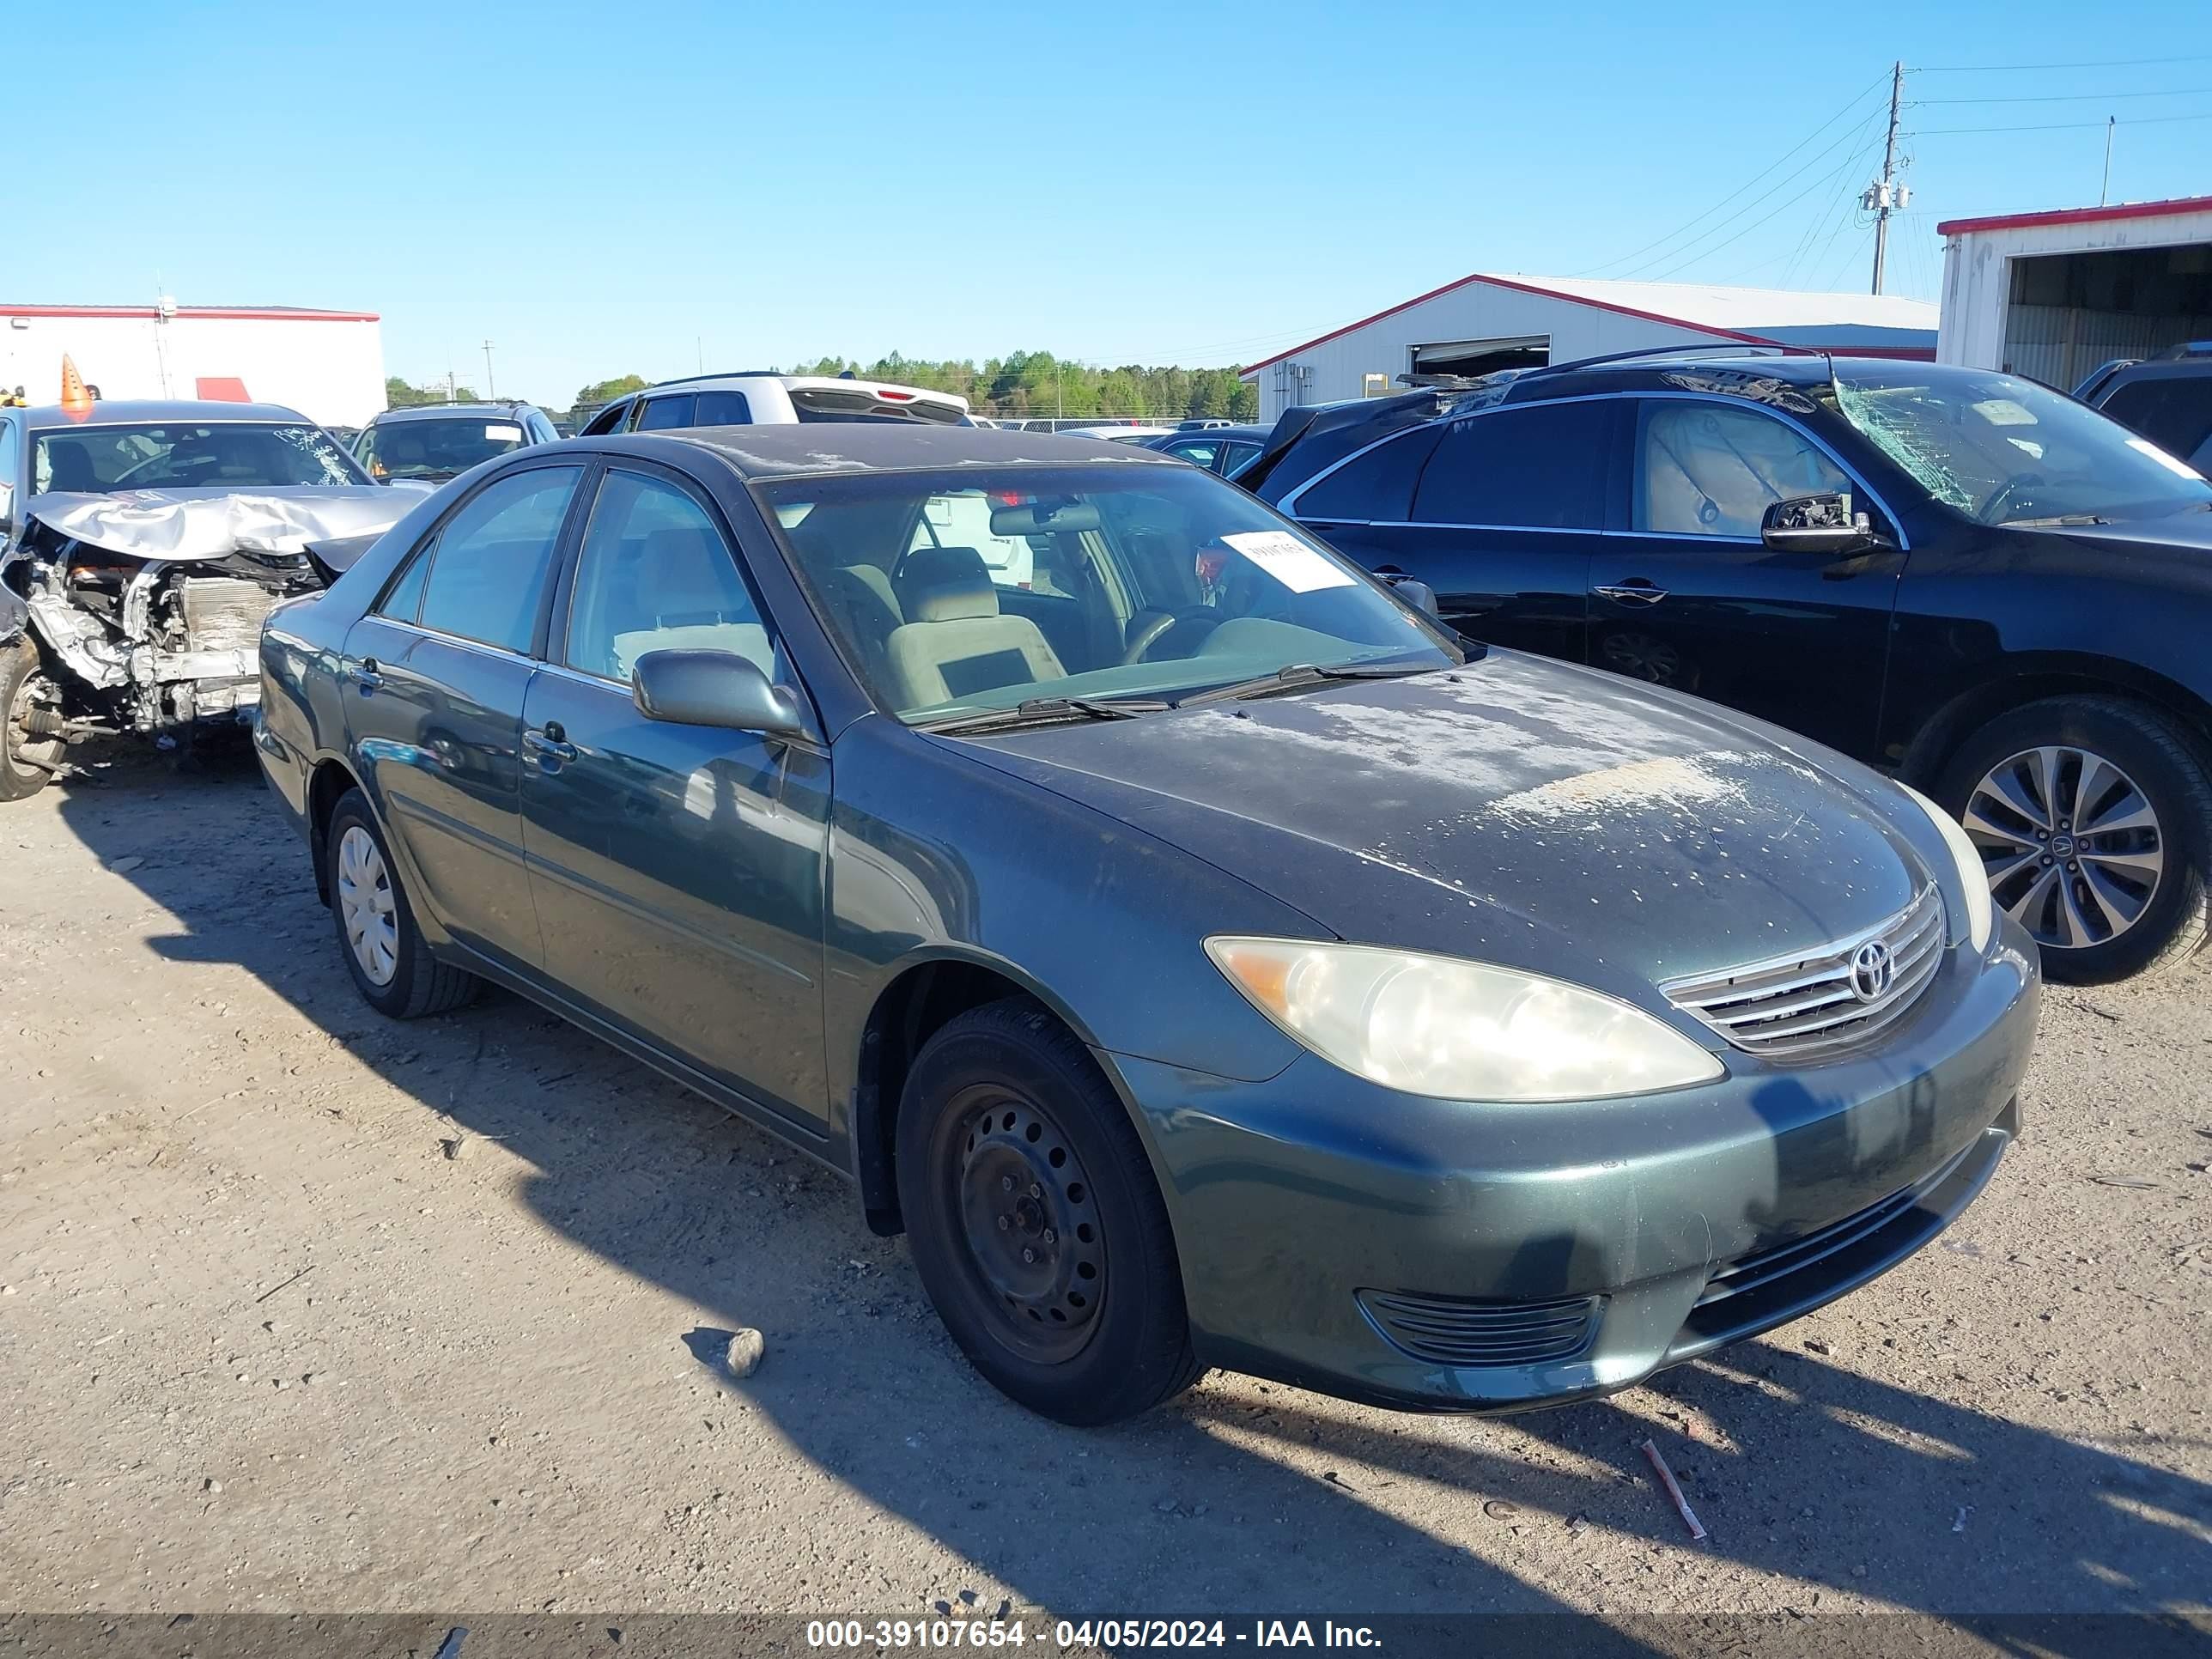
[{"left": 50, "top": 757, "right": 2210, "bottom": 1643}]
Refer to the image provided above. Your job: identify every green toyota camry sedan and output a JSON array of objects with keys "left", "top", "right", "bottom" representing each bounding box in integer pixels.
[{"left": 254, "top": 423, "right": 2040, "bottom": 1425}]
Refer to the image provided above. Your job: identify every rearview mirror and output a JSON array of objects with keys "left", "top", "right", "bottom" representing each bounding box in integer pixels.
[
  {"left": 633, "top": 650, "right": 807, "bottom": 738},
  {"left": 1760, "top": 493, "right": 1872, "bottom": 554}
]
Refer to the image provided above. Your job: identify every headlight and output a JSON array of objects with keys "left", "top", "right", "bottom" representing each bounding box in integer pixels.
[
  {"left": 1898, "top": 782, "right": 1994, "bottom": 952},
  {"left": 1205, "top": 938, "right": 1724, "bottom": 1102}
]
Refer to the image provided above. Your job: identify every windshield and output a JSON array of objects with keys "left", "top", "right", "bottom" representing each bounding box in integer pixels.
[
  {"left": 760, "top": 464, "right": 1463, "bottom": 723},
  {"left": 32, "top": 422, "right": 365, "bottom": 492},
  {"left": 357, "top": 414, "right": 531, "bottom": 481},
  {"left": 1830, "top": 368, "right": 2211, "bottom": 526}
]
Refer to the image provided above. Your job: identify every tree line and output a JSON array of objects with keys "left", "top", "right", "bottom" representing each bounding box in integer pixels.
[{"left": 388, "top": 356, "right": 1259, "bottom": 424}]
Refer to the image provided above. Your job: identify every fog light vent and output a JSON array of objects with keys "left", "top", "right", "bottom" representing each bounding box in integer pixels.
[{"left": 1356, "top": 1289, "right": 1599, "bottom": 1368}]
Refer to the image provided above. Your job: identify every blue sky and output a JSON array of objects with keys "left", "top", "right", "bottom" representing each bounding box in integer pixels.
[{"left": 15, "top": 2, "right": 2209, "bottom": 404}]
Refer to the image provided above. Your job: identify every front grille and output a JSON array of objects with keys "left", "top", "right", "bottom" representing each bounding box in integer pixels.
[
  {"left": 1356, "top": 1289, "right": 1599, "bottom": 1368},
  {"left": 1662, "top": 884, "right": 1945, "bottom": 1058},
  {"left": 1693, "top": 1133, "right": 1983, "bottom": 1312}
]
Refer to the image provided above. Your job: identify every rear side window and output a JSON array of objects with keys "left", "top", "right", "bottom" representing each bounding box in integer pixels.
[
  {"left": 2100, "top": 377, "right": 2212, "bottom": 471},
  {"left": 635, "top": 394, "right": 698, "bottom": 431},
  {"left": 1291, "top": 428, "right": 1444, "bottom": 522},
  {"left": 1636, "top": 401, "right": 1850, "bottom": 537},
  {"left": 417, "top": 466, "right": 583, "bottom": 653},
  {"left": 1411, "top": 403, "right": 1610, "bottom": 528},
  {"left": 692, "top": 390, "right": 753, "bottom": 425}
]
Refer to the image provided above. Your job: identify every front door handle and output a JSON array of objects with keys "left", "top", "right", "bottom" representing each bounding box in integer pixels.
[
  {"left": 1594, "top": 582, "right": 1668, "bottom": 606},
  {"left": 523, "top": 723, "right": 578, "bottom": 763},
  {"left": 354, "top": 655, "right": 384, "bottom": 690}
]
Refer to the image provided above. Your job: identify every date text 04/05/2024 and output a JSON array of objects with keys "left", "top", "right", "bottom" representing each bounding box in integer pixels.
[{"left": 804, "top": 1619, "right": 1382, "bottom": 1650}]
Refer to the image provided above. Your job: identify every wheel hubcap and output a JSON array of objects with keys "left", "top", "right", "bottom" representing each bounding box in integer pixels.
[
  {"left": 952, "top": 1093, "right": 1103, "bottom": 1361},
  {"left": 1965, "top": 744, "right": 2164, "bottom": 952},
  {"left": 336, "top": 825, "right": 400, "bottom": 987}
]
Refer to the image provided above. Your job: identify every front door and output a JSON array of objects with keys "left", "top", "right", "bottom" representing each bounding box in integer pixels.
[
  {"left": 519, "top": 465, "right": 832, "bottom": 1132},
  {"left": 341, "top": 463, "right": 586, "bottom": 970},
  {"left": 1592, "top": 397, "right": 1906, "bottom": 761}
]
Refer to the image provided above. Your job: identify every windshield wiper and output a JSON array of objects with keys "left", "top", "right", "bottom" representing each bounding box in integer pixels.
[
  {"left": 1175, "top": 661, "right": 1436, "bottom": 708},
  {"left": 2001, "top": 513, "right": 2110, "bottom": 528},
  {"left": 916, "top": 696, "right": 1171, "bottom": 735}
]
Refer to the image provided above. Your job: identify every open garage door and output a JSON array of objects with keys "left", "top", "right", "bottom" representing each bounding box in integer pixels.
[
  {"left": 1411, "top": 334, "right": 1550, "bottom": 379},
  {"left": 2002, "top": 244, "right": 2212, "bottom": 391}
]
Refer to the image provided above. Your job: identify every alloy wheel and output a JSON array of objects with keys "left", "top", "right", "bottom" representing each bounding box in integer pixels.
[
  {"left": 336, "top": 825, "right": 400, "bottom": 986},
  {"left": 1964, "top": 744, "right": 2165, "bottom": 951},
  {"left": 950, "top": 1088, "right": 1105, "bottom": 1364}
]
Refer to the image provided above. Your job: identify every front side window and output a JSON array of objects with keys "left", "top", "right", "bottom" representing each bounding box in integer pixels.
[
  {"left": 358, "top": 414, "right": 532, "bottom": 483},
  {"left": 1637, "top": 401, "right": 1850, "bottom": 537},
  {"left": 31, "top": 422, "right": 364, "bottom": 492},
  {"left": 635, "top": 395, "right": 698, "bottom": 431},
  {"left": 416, "top": 466, "right": 582, "bottom": 653},
  {"left": 1832, "top": 368, "right": 2212, "bottom": 525},
  {"left": 578, "top": 401, "right": 631, "bottom": 437},
  {"left": 764, "top": 463, "right": 1462, "bottom": 722},
  {"left": 1411, "top": 402, "right": 1610, "bottom": 529},
  {"left": 1164, "top": 440, "right": 1221, "bottom": 468},
  {"left": 565, "top": 470, "right": 772, "bottom": 684}
]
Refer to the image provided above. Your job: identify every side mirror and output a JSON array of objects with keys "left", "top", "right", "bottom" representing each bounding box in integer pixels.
[
  {"left": 633, "top": 649, "right": 807, "bottom": 738},
  {"left": 1761, "top": 493, "right": 1873, "bottom": 555},
  {"left": 1382, "top": 575, "right": 1441, "bottom": 617}
]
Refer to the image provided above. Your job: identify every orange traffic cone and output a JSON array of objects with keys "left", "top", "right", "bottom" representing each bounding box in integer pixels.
[{"left": 59, "top": 354, "right": 93, "bottom": 422}]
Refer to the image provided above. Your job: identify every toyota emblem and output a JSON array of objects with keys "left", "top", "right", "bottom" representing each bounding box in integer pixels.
[{"left": 1848, "top": 939, "right": 1894, "bottom": 1002}]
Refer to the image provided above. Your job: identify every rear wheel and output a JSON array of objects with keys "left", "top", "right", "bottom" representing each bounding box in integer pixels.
[
  {"left": 1938, "top": 696, "right": 2211, "bottom": 982},
  {"left": 325, "top": 788, "right": 483, "bottom": 1018},
  {"left": 896, "top": 999, "right": 1201, "bottom": 1425},
  {"left": 0, "top": 639, "right": 64, "bottom": 802}
]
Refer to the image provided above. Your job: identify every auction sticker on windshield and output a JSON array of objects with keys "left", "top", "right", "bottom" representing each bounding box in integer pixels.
[
  {"left": 486, "top": 423, "right": 524, "bottom": 441},
  {"left": 1222, "top": 531, "right": 1355, "bottom": 593}
]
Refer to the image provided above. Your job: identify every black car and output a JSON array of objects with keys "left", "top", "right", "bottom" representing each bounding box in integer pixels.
[
  {"left": 1243, "top": 347, "right": 2212, "bottom": 982},
  {"left": 1143, "top": 423, "right": 1271, "bottom": 478},
  {"left": 353, "top": 400, "right": 560, "bottom": 484},
  {"left": 2075, "top": 343, "right": 2212, "bottom": 475}
]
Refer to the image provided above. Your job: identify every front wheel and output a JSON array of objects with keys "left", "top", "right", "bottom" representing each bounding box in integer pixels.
[
  {"left": 0, "top": 639, "right": 64, "bottom": 802},
  {"left": 1938, "top": 696, "right": 2211, "bottom": 983},
  {"left": 896, "top": 999, "right": 1202, "bottom": 1425}
]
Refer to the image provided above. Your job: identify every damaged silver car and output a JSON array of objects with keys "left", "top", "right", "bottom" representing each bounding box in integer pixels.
[{"left": 0, "top": 399, "right": 428, "bottom": 799}]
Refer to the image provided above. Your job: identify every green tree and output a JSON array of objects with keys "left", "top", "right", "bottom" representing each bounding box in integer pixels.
[
  {"left": 384, "top": 376, "right": 476, "bottom": 409},
  {"left": 574, "top": 374, "right": 647, "bottom": 409}
]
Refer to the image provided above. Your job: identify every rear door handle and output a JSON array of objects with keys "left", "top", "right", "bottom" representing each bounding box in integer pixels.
[
  {"left": 523, "top": 723, "right": 577, "bottom": 763},
  {"left": 1594, "top": 583, "right": 1668, "bottom": 606}
]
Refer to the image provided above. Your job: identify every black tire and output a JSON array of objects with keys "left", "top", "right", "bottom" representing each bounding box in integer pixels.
[
  {"left": 325, "top": 788, "right": 482, "bottom": 1018},
  {"left": 1936, "top": 695, "right": 2212, "bottom": 983},
  {"left": 896, "top": 998, "right": 1202, "bottom": 1425},
  {"left": 0, "top": 638, "right": 63, "bottom": 802}
]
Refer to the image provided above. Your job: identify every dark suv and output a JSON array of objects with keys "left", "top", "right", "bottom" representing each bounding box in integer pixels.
[
  {"left": 2075, "top": 343, "right": 2212, "bottom": 474},
  {"left": 1243, "top": 348, "right": 2212, "bottom": 982}
]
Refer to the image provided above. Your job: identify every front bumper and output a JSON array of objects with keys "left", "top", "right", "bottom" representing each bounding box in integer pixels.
[{"left": 1110, "top": 928, "right": 2040, "bottom": 1412}]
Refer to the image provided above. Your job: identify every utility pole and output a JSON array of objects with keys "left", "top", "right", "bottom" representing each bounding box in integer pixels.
[
  {"left": 1866, "top": 59, "right": 1907, "bottom": 295},
  {"left": 482, "top": 341, "right": 496, "bottom": 398},
  {"left": 2100, "top": 116, "right": 2116, "bottom": 205}
]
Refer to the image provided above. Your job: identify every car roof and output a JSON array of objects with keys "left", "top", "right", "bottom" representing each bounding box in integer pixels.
[
  {"left": 1156, "top": 423, "right": 1270, "bottom": 442},
  {"left": 607, "top": 422, "right": 1185, "bottom": 479},
  {"left": 369, "top": 401, "right": 538, "bottom": 423},
  {"left": 16, "top": 398, "right": 309, "bottom": 426},
  {"left": 635, "top": 371, "right": 968, "bottom": 404}
]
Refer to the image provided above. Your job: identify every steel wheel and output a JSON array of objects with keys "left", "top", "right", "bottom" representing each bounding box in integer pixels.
[
  {"left": 947, "top": 1086, "right": 1105, "bottom": 1364},
  {"left": 336, "top": 824, "right": 400, "bottom": 986},
  {"left": 1964, "top": 744, "right": 2165, "bottom": 952}
]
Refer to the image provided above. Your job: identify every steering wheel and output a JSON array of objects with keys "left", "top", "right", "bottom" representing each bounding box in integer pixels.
[
  {"left": 1978, "top": 473, "right": 2044, "bottom": 524},
  {"left": 1121, "top": 605, "right": 1224, "bottom": 665}
]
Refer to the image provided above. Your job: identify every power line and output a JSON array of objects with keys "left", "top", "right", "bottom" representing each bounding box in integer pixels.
[
  {"left": 1575, "top": 74, "right": 1890, "bottom": 278},
  {"left": 1917, "top": 109, "right": 2212, "bottom": 135},
  {"left": 1911, "top": 52, "right": 2212, "bottom": 72},
  {"left": 1915, "top": 85, "right": 2212, "bottom": 105}
]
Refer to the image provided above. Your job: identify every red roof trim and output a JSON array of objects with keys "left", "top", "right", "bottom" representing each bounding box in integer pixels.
[
  {"left": 0, "top": 304, "right": 379, "bottom": 322},
  {"left": 1240, "top": 271, "right": 1785, "bottom": 376},
  {"left": 1936, "top": 194, "right": 2212, "bottom": 238}
]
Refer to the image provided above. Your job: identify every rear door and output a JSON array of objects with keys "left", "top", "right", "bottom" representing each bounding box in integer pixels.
[
  {"left": 1591, "top": 396, "right": 1905, "bottom": 758},
  {"left": 519, "top": 464, "right": 832, "bottom": 1132},
  {"left": 1286, "top": 399, "right": 1613, "bottom": 661},
  {"left": 340, "top": 462, "right": 586, "bottom": 970}
]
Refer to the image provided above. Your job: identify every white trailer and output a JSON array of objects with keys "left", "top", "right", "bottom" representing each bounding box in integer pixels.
[
  {"left": 1936, "top": 196, "right": 2212, "bottom": 391},
  {"left": 0, "top": 303, "right": 386, "bottom": 427}
]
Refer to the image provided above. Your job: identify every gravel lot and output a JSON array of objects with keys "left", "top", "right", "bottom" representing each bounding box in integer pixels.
[{"left": 2, "top": 746, "right": 2208, "bottom": 1634}]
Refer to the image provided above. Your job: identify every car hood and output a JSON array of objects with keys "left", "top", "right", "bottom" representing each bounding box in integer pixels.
[
  {"left": 954, "top": 652, "right": 1934, "bottom": 998},
  {"left": 24, "top": 484, "right": 434, "bottom": 563}
]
